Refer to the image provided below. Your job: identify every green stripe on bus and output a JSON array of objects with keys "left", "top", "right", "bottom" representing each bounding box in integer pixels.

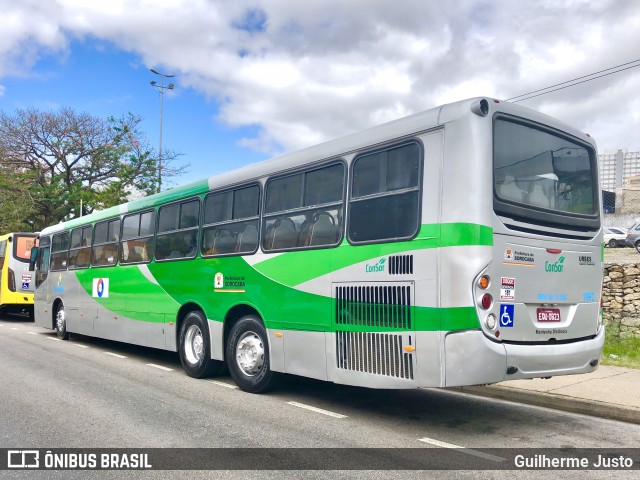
[
  {"left": 328, "top": 306, "right": 480, "bottom": 332},
  {"left": 253, "top": 222, "right": 492, "bottom": 287}
]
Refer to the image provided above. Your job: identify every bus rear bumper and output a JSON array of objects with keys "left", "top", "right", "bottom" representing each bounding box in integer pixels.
[
  {"left": 443, "top": 327, "right": 605, "bottom": 387},
  {"left": 502, "top": 327, "right": 605, "bottom": 380}
]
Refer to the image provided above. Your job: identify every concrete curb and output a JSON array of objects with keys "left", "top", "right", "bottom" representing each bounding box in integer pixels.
[{"left": 453, "top": 385, "right": 640, "bottom": 425}]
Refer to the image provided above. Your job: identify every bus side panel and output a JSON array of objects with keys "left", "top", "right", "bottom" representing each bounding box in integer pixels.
[{"left": 322, "top": 129, "right": 444, "bottom": 388}]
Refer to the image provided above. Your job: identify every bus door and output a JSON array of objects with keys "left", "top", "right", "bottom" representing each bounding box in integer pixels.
[{"left": 33, "top": 238, "right": 52, "bottom": 328}]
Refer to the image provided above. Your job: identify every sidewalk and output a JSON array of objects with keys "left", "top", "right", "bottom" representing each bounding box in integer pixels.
[{"left": 455, "top": 365, "right": 640, "bottom": 424}]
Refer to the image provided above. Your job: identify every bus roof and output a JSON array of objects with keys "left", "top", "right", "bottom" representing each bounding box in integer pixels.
[{"left": 40, "top": 97, "right": 595, "bottom": 236}]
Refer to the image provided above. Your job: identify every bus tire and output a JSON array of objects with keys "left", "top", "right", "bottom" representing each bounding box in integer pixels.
[
  {"left": 55, "top": 303, "right": 69, "bottom": 340},
  {"left": 636, "top": 241, "right": 640, "bottom": 254},
  {"left": 226, "top": 315, "right": 278, "bottom": 393},
  {"left": 179, "top": 311, "right": 224, "bottom": 378}
]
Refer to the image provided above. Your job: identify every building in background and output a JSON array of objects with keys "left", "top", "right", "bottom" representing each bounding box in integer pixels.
[
  {"left": 599, "top": 149, "right": 640, "bottom": 191},
  {"left": 599, "top": 149, "right": 640, "bottom": 223}
]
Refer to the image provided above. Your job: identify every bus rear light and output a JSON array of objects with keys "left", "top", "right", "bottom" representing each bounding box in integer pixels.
[
  {"left": 478, "top": 275, "right": 490, "bottom": 289},
  {"left": 8, "top": 268, "right": 16, "bottom": 292},
  {"left": 485, "top": 314, "right": 497, "bottom": 330},
  {"left": 495, "top": 330, "right": 500, "bottom": 338},
  {"left": 480, "top": 294, "right": 493, "bottom": 310}
]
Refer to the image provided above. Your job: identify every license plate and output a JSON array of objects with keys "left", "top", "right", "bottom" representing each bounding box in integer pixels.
[{"left": 537, "top": 308, "right": 561, "bottom": 322}]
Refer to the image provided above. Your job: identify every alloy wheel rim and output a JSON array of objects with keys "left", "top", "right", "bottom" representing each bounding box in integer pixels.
[{"left": 235, "top": 331, "right": 264, "bottom": 376}]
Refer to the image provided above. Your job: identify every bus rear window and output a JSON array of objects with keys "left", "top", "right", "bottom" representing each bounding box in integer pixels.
[
  {"left": 14, "top": 235, "right": 38, "bottom": 262},
  {"left": 493, "top": 117, "right": 599, "bottom": 231}
]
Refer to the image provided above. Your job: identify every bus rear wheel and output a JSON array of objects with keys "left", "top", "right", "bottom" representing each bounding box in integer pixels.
[
  {"left": 55, "top": 303, "right": 69, "bottom": 340},
  {"left": 178, "top": 311, "right": 225, "bottom": 378},
  {"left": 226, "top": 315, "right": 278, "bottom": 393}
]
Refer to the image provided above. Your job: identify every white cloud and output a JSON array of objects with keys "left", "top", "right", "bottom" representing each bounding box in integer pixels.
[{"left": 1, "top": 0, "right": 640, "bottom": 152}]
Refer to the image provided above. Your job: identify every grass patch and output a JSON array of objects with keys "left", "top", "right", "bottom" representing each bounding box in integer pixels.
[{"left": 601, "top": 326, "right": 640, "bottom": 369}]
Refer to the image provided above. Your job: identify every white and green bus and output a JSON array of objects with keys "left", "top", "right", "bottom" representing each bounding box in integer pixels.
[{"left": 30, "top": 97, "right": 604, "bottom": 393}]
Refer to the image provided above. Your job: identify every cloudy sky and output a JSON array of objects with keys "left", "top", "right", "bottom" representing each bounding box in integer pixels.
[{"left": 0, "top": 0, "right": 638, "bottom": 185}]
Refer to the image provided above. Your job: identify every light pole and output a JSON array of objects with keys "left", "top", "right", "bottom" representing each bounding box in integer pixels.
[{"left": 149, "top": 68, "right": 175, "bottom": 193}]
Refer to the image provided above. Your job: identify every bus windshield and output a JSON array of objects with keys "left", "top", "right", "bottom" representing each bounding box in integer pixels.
[
  {"left": 494, "top": 117, "right": 598, "bottom": 226},
  {"left": 14, "top": 235, "right": 37, "bottom": 262}
]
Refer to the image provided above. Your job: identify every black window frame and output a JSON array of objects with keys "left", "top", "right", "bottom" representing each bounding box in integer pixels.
[
  {"left": 262, "top": 160, "right": 346, "bottom": 253},
  {"left": 155, "top": 197, "right": 201, "bottom": 262},
  {"left": 202, "top": 183, "right": 262, "bottom": 257},
  {"left": 50, "top": 231, "right": 70, "bottom": 271},
  {"left": 68, "top": 225, "right": 93, "bottom": 270},
  {"left": 347, "top": 141, "right": 423, "bottom": 245},
  {"left": 119, "top": 209, "right": 156, "bottom": 264},
  {"left": 92, "top": 217, "right": 121, "bottom": 268}
]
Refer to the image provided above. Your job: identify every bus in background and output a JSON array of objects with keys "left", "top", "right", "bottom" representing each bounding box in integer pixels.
[
  {"left": 0, "top": 232, "right": 38, "bottom": 319},
  {"left": 29, "top": 97, "right": 604, "bottom": 393}
]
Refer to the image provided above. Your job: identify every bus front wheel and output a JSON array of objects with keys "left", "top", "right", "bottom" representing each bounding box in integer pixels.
[
  {"left": 178, "top": 311, "right": 225, "bottom": 378},
  {"left": 226, "top": 315, "right": 278, "bottom": 393},
  {"left": 55, "top": 303, "right": 69, "bottom": 340}
]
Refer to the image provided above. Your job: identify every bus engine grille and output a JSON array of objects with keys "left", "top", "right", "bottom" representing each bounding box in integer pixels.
[
  {"left": 388, "top": 255, "right": 413, "bottom": 275},
  {"left": 336, "top": 331, "right": 414, "bottom": 379},
  {"left": 335, "top": 284, "right": 412, "bottom": 329}
]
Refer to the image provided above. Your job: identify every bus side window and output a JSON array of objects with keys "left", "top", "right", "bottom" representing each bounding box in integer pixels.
[
  {"left": 50, "top": 232, "right": 70, "bottom": 271},
  {"left": 69, "top": 226, "right": 92, "bottom": 269},
  {"left": 92, "top": 218, "right": 120, "bottom": 267},
  {"left": 202, "top": 185, "right": 260, "bottom": 257},
  {"left": 262, "top": 163, "right": 344, "bottom": 252},
  {"left": 156, "top": 198, "right": 200, "bottom": 261},
  {"left": 120, "top": 210, "right": 155, "bottom": 264},
  {"left": 349, "top": 143, "right": 421, "bottom": 244}
]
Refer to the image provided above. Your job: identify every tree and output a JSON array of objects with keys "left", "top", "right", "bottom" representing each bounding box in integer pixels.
[
  {"left": 0, "top": 161, "right": 37, "bottom": 232},
  {"left": 0, "top": 108, "right": 187, "bottom": 230}
]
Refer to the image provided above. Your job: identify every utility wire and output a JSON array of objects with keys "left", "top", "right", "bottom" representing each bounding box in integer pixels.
[{"left": 507, "top": 58, "right": 640, "bottom": 103}]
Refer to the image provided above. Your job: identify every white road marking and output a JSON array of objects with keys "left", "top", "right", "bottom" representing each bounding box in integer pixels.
[
  {"left": 418, "top": 437, "right": 505, "bottom": 463},
  {"left": 47, "top": 337, "right": 61, "bottom": 342},
  {"left": 10, "top": 327, "right": 19, "bottom": 331},
  {"left": 73, "top": 344, "right": 88, "bottom": 348},
  {"left": 27, "top": 332, "right": 38, "bottom": 335},
  {"left": 208, "top": 380, "right": 238, "bottom": 389},
  {"left": 145, "top": 363, "right": 174, "bottom": 372},
  {"left": 103, "top": 352, "right": 127, "bottom": 359},
  {"left": 286, "top": 401, "right": 348, "bottom": 419}
]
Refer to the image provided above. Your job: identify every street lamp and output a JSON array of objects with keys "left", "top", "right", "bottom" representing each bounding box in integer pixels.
[{"left": 149, "top": 68, "right": 175, "bottom": 193}]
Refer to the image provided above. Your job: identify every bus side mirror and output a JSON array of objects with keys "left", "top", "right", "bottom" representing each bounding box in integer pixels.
[{"left": 29, "top": 246, "right": 38, "bottom": 272}]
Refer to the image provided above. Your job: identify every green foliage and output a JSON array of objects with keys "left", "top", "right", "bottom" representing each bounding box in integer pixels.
[
  {"left": 0, "top": 108, "right": 187, "bottom": 230},
  {"left": 602, "top": 324, "right": 640, "bottom": 369},
  {"left": 0, "top": 167, "right": 37, "bottom": 232}
]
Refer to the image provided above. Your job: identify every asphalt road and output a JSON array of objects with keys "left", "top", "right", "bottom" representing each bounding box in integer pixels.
[{"left": 1, "top": 315, "right": 639, "bottom": 479}]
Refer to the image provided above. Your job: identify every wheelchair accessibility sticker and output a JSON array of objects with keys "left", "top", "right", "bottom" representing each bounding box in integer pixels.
[{"left": 500, "top": 304, "right": 514, "bottom": 327}]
